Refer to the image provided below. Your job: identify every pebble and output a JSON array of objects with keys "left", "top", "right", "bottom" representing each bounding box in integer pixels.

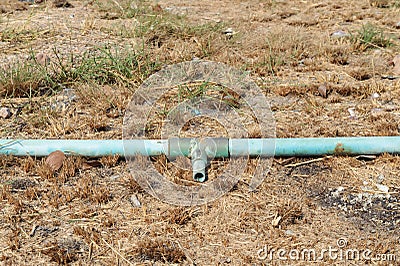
[
  {"left": 371, "top": 92, "right": 380, "bottom": 99},
  {"left": 331, "top": 30, "right": 350, "bottom": 38},
  {"left": 0, "top": 107, "right": 12, "bottom": 119},
  {"left": 318, "top": 83, "right": 328, "bottom": 98},
  {"left": 284, "top": 229, "right": 295, "bottom": 236},
  {"left": 376, "top": 184, "right": 389, "bottom": 193},
  {"left": 45, "top": 150, "right": 66, "bottom": 171},
  {"left": 220, "top": 257, "right": 231, "bottom": 264},
  {"left": 332, "top": 186, "right": 344, "bottom": 197},
  {"left": 377, "top": 174, "right": 384, "bottom": 184},
  {"left": 348, "top": 107, "right": 357, "bottom": 119},
  {"left": 129, "top": 194, "right": 141, "bottom": 208},
  {"left": 109, "top": 174, "right": 120, "bottom": 180},
  {"left": 223, "top": 28, "right": 234, "bottom": 36}
]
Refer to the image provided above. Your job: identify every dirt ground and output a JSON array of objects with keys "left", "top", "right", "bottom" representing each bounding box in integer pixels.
[{"left": 0, "top": 0, "right": 399, "bottom": 265}]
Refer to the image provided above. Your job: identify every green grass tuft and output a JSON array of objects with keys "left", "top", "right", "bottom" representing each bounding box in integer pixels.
[
  {"left": 0, "top": 46, "right": 160, "bottom": 98},
  {"left": 351, "top": 23, "right": 393, "bottom": 50}
]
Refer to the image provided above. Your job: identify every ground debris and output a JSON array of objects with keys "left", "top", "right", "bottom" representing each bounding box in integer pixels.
[{"left": 52, "top": 0, "right": 73, "bottom": 8}]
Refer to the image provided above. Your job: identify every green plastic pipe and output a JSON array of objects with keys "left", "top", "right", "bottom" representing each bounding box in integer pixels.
[
  {"left": 1, "top": 137, "right": 400, "bottom": 157},
  {"left": 0, "top": 139, "right": 167, "bottom": 157}
]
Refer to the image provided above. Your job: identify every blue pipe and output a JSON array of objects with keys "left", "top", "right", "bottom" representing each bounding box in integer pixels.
[
  {"left": 0, "top": 137, "right": 400, "bottom": 157},
  {"left": 0, "top": 139, "right": 167, "bottom": 157},
  {"left": 230, "top": 137, "right": 400, "bottom": 157}
]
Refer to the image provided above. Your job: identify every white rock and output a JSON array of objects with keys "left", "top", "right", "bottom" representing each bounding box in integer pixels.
[
  {"left": 376, "top": 184, "right": 389, "bottom": 193},
  {"left": 284, "top": 229, "right": 295, "bottom": 236},
  {"left": 129, "top": 194, "right": 141, "bottom": 207},
  {"left": 336, "top": 186, "right": 345, "bottom": 192},
  {"left": 223, "top": 28, "right": 234, "bottom": 36},
  {"left": 0, "top": 107, "right": 12, "bottom": 119},
  {"left": 332, "top": 186, "right": 344, "bottom": 197},
  {"left": 371, "top": 92, "right": 380, "bottom": 99},
  {"left": 377, "top": 174, "right": 384, "bottom": 184},
  {"left": 348, "top": 107, "right": 356, "bottom": 118},
  {"left": 331, "top": 30, "right": 350, "bottom": 38},
  {"left": 109, "top": 174, "right": 120, "bottom": 180}
]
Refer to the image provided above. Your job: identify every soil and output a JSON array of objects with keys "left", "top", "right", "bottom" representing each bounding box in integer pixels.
[{"left": 0, "top": 0, "right": 399, "bottom": 265}]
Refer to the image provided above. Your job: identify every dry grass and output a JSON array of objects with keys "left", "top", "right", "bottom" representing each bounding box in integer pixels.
[{"left": 0, "top": 0, "right": 399, "bottom": 265}]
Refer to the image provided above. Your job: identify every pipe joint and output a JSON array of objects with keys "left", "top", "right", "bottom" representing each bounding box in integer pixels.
[
  {"left": 189, "top": 139, "right": 209, "bottom": 182},
  {"left": 168, "top": 137, "right": 228, "bottom": 182}
]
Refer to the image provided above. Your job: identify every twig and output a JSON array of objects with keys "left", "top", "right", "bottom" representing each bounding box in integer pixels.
[
  {"left": 88, "top": 241, "right": 93, "bottom": 261},
  {"left": 102, "top": 238, "right": 134, "bottom": 266},
  {"left": 111, "top": 0, "right": 124, "bottom": 13},
  {"left": 176, "top": 241, "right": 195, "bottom": 265},
  {"left": 274, "top": 157, "right": 296, "bottom": 165},
  {"left": 285, "top": 156, "right": 332, "bottom": 168}
]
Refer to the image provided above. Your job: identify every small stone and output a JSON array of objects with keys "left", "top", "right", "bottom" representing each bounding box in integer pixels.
[
  {"left": 284, "top": 229, "right": 295, "bottom": 236},
  {"left": 223, "top": 28, "right": 234, "bottom": 36},
  {"left": 45, "top": 150, "right": 66, "bottom": 171},
  {"left": 109, "top": 174, "right": 120, "bottom": 180},
  {"left": 371, "top": 92, "right": 380, "bottom": 99},
  {"left": 395, "top": 22, "right": 400, "bottom": 29},
  {"left": 377, "top": 174, "right": 384, "bottom": 184},
  {"left": 318, "top": 83, "right": 328, "bottom": 98},
  {"left": 0, "top": 107, "right": 12, "bottom": 119},
  {"left": 348, "top": 107, "right": 357, "bottom": 118},
  {"left": 332, "top": 186, "right": 344, "bottom": 197},
  {"left": 129, "top": 194, "right": 141, "bottom": 207},
  {"left": 220, "top": 257, "right": 231, "bottom": 264},
  {"left": 376, "top": 184, "right": 389, "bottom": 193},
  {"left": 331, "top": 30, "right": 350, "bottom": 38}
]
